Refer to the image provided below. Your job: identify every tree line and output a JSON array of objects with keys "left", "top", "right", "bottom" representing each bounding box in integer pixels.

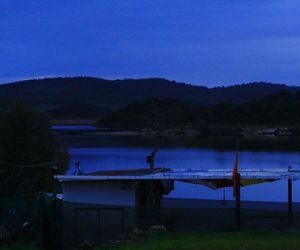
[{"left": 98, "top": 90, "right": 300, "bottom": 130}]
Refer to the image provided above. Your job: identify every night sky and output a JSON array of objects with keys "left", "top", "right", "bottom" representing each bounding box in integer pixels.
[{"left": 1, "top": 0, "right": 300, "bottom": 86}]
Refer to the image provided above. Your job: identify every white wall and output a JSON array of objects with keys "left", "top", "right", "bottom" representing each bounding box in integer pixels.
[{"left": 62, "top": 181, "right": 135, "bottom": 206}]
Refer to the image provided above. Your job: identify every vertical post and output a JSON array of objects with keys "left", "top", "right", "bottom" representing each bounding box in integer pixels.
[
  {"left": 52, "top": 164, "right": 58, "bottom": 249},
  {"left": 235, "top": 173, "right": 241, "bottom": 230},
  {"left": 288, "top": 178, "right": 293, "bottom": 226},
  {"left": 147, "top": 150, "right": 157, "bottom": 172},
  {"left": 150, "top": 160, "right": 154, "bottom": 171},
  {"left": 3, "top": 179, "right": 7, "bottom": 244},
  {"left": 52, "top": 164, "right": 58, "bottom": 221}
]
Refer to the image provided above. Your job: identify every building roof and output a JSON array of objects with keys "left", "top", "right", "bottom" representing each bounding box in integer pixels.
[{"left": 55, "top": 168, "right": 300, "bottom": 182}]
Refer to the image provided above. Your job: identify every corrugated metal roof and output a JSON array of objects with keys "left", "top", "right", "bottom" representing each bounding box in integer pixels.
[{"left": 55, "top": 168, "right": 300, "bottom": 182}]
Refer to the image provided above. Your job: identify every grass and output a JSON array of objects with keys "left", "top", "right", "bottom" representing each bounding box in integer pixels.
[
  {"left": 0, "top": 244, "right": 35, "bottom": 250},
  {"left": 97, "top": 230, "right": 300, "bottom": 250}
]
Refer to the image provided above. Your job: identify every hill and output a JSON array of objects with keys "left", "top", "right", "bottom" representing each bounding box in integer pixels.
[
  {"left": 0, "top": 77, "right": 298, "bottom": 118},
  {"left": 99, "top": 90, "right": 300, "bottom": 130}
]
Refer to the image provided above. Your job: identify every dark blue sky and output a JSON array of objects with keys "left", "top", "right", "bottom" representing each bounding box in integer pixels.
[{"left": 1, "top": 1, "right": 300, "bottom": 86}]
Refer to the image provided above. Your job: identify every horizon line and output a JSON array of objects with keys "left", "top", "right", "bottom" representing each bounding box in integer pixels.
[{"left": 0, "top": 75, "right": 296, "bottom": 89}]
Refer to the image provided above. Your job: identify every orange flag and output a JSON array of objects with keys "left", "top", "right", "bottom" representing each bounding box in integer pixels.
[{"left": 232, "top": 149, "right": 239, "bottom": 197}]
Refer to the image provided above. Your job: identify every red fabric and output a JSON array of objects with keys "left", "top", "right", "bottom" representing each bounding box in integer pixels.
[{"left": 232, "top": 150, "right": 239, "bottom": 197}]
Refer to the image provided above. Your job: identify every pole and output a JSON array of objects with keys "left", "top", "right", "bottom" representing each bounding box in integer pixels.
[
  {"left": 147, "top": 150, "right": 157, "bottom": 172},
  {"left": 52, "top": 164, "right": 58, "bottom": 249},
  {"left": 288, "top": 179, "right": 293, "bottom": 226},
  {"left": 235, "top": 173, "right": 241, "bottom": 230}
]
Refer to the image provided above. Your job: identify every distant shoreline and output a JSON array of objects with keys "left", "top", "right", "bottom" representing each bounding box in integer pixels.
[
  {"left": 51, "top": 119, "right": 97, "bottom": 125},
  {"left": 51, "top": 120, "right": 298, "bottom": 138}
]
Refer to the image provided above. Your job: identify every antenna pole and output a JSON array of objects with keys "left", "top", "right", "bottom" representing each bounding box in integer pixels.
[{"left": 147, "top": 149, "right": 157, "bottom": 171}]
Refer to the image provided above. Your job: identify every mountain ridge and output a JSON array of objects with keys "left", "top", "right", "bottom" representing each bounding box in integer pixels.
[{"left": 0, "top": 77, "right": 298, "bottom": 117}]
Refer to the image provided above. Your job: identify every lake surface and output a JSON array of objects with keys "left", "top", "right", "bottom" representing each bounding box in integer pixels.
[
  {"left": 51, "top": 125, "right": 98, "bottom": 131},
  {"left": 58, "top": 133, "right": 300, "bottom": 203}
]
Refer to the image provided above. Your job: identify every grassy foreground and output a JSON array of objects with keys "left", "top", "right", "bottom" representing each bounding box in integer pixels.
[
  {"left": 98, "top": 230, "right": 300, "bottom": 250},
  {"left": 0, "top": 244, "right": 34, "bottom": 250}
]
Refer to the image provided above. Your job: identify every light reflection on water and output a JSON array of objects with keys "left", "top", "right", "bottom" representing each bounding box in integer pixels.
[
  {"left": 68, "top": 147, "right": 300, "bottom": 202},
  {"left": 51, "top": 125, "right": 98, "bottom": 130}
]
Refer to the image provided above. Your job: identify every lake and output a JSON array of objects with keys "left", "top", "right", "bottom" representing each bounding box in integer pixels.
[{"left": 58, "top": 133, "right": 300, "bottom": 203}]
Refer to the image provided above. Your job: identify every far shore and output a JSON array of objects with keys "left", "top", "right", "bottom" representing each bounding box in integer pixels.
[
  {"left": 51, "top": 119, "right": 97, "bottom": 125},
  {"left": 51, "top": 119, "right": 299, "bottom": 138}
]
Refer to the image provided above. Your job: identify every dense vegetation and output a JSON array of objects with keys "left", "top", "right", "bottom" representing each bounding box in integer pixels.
[
  {"left": 0, "top": 77, "right": 298, "bottom": 118},
  {"left": 98, "top": 90, "right": 300, "bottom": 130},
  {"left": 47, "top": 102, "right": 111, "bottom": 119},
  {"left": 0, "top": 102, "right": 69, "bottom": 199}
]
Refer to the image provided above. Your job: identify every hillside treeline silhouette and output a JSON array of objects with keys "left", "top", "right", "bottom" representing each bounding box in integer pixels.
[
  {"left": 0, "top": 77, "right": 298, "bottom": 115},
  {"left": 99, "top": 90, "right": 300, "bottom": 130}
]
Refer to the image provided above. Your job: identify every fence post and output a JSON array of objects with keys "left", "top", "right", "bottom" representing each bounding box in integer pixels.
[{"left": 288, "top": 178, "right": 293, "bottom": 226}]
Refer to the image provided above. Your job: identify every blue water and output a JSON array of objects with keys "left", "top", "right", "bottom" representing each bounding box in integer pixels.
[
  {"left": 68, "top": 147, "right": 300, "bottom": 203},
  {"left": 52, "top": 125, "right": 98, "bottom": 131}
]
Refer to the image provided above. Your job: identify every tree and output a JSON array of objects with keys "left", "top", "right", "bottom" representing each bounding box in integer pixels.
[{"left": 0, "top": 103, "right": 69, "bottom": 199}]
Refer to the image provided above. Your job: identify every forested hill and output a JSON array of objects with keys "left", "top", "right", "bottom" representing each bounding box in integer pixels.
[
  {"left": 0, "top": 77, "right": 298, "bottom": 116},
  {"left": 99, "top": 90, "right": 300, "bottom": 130}
]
